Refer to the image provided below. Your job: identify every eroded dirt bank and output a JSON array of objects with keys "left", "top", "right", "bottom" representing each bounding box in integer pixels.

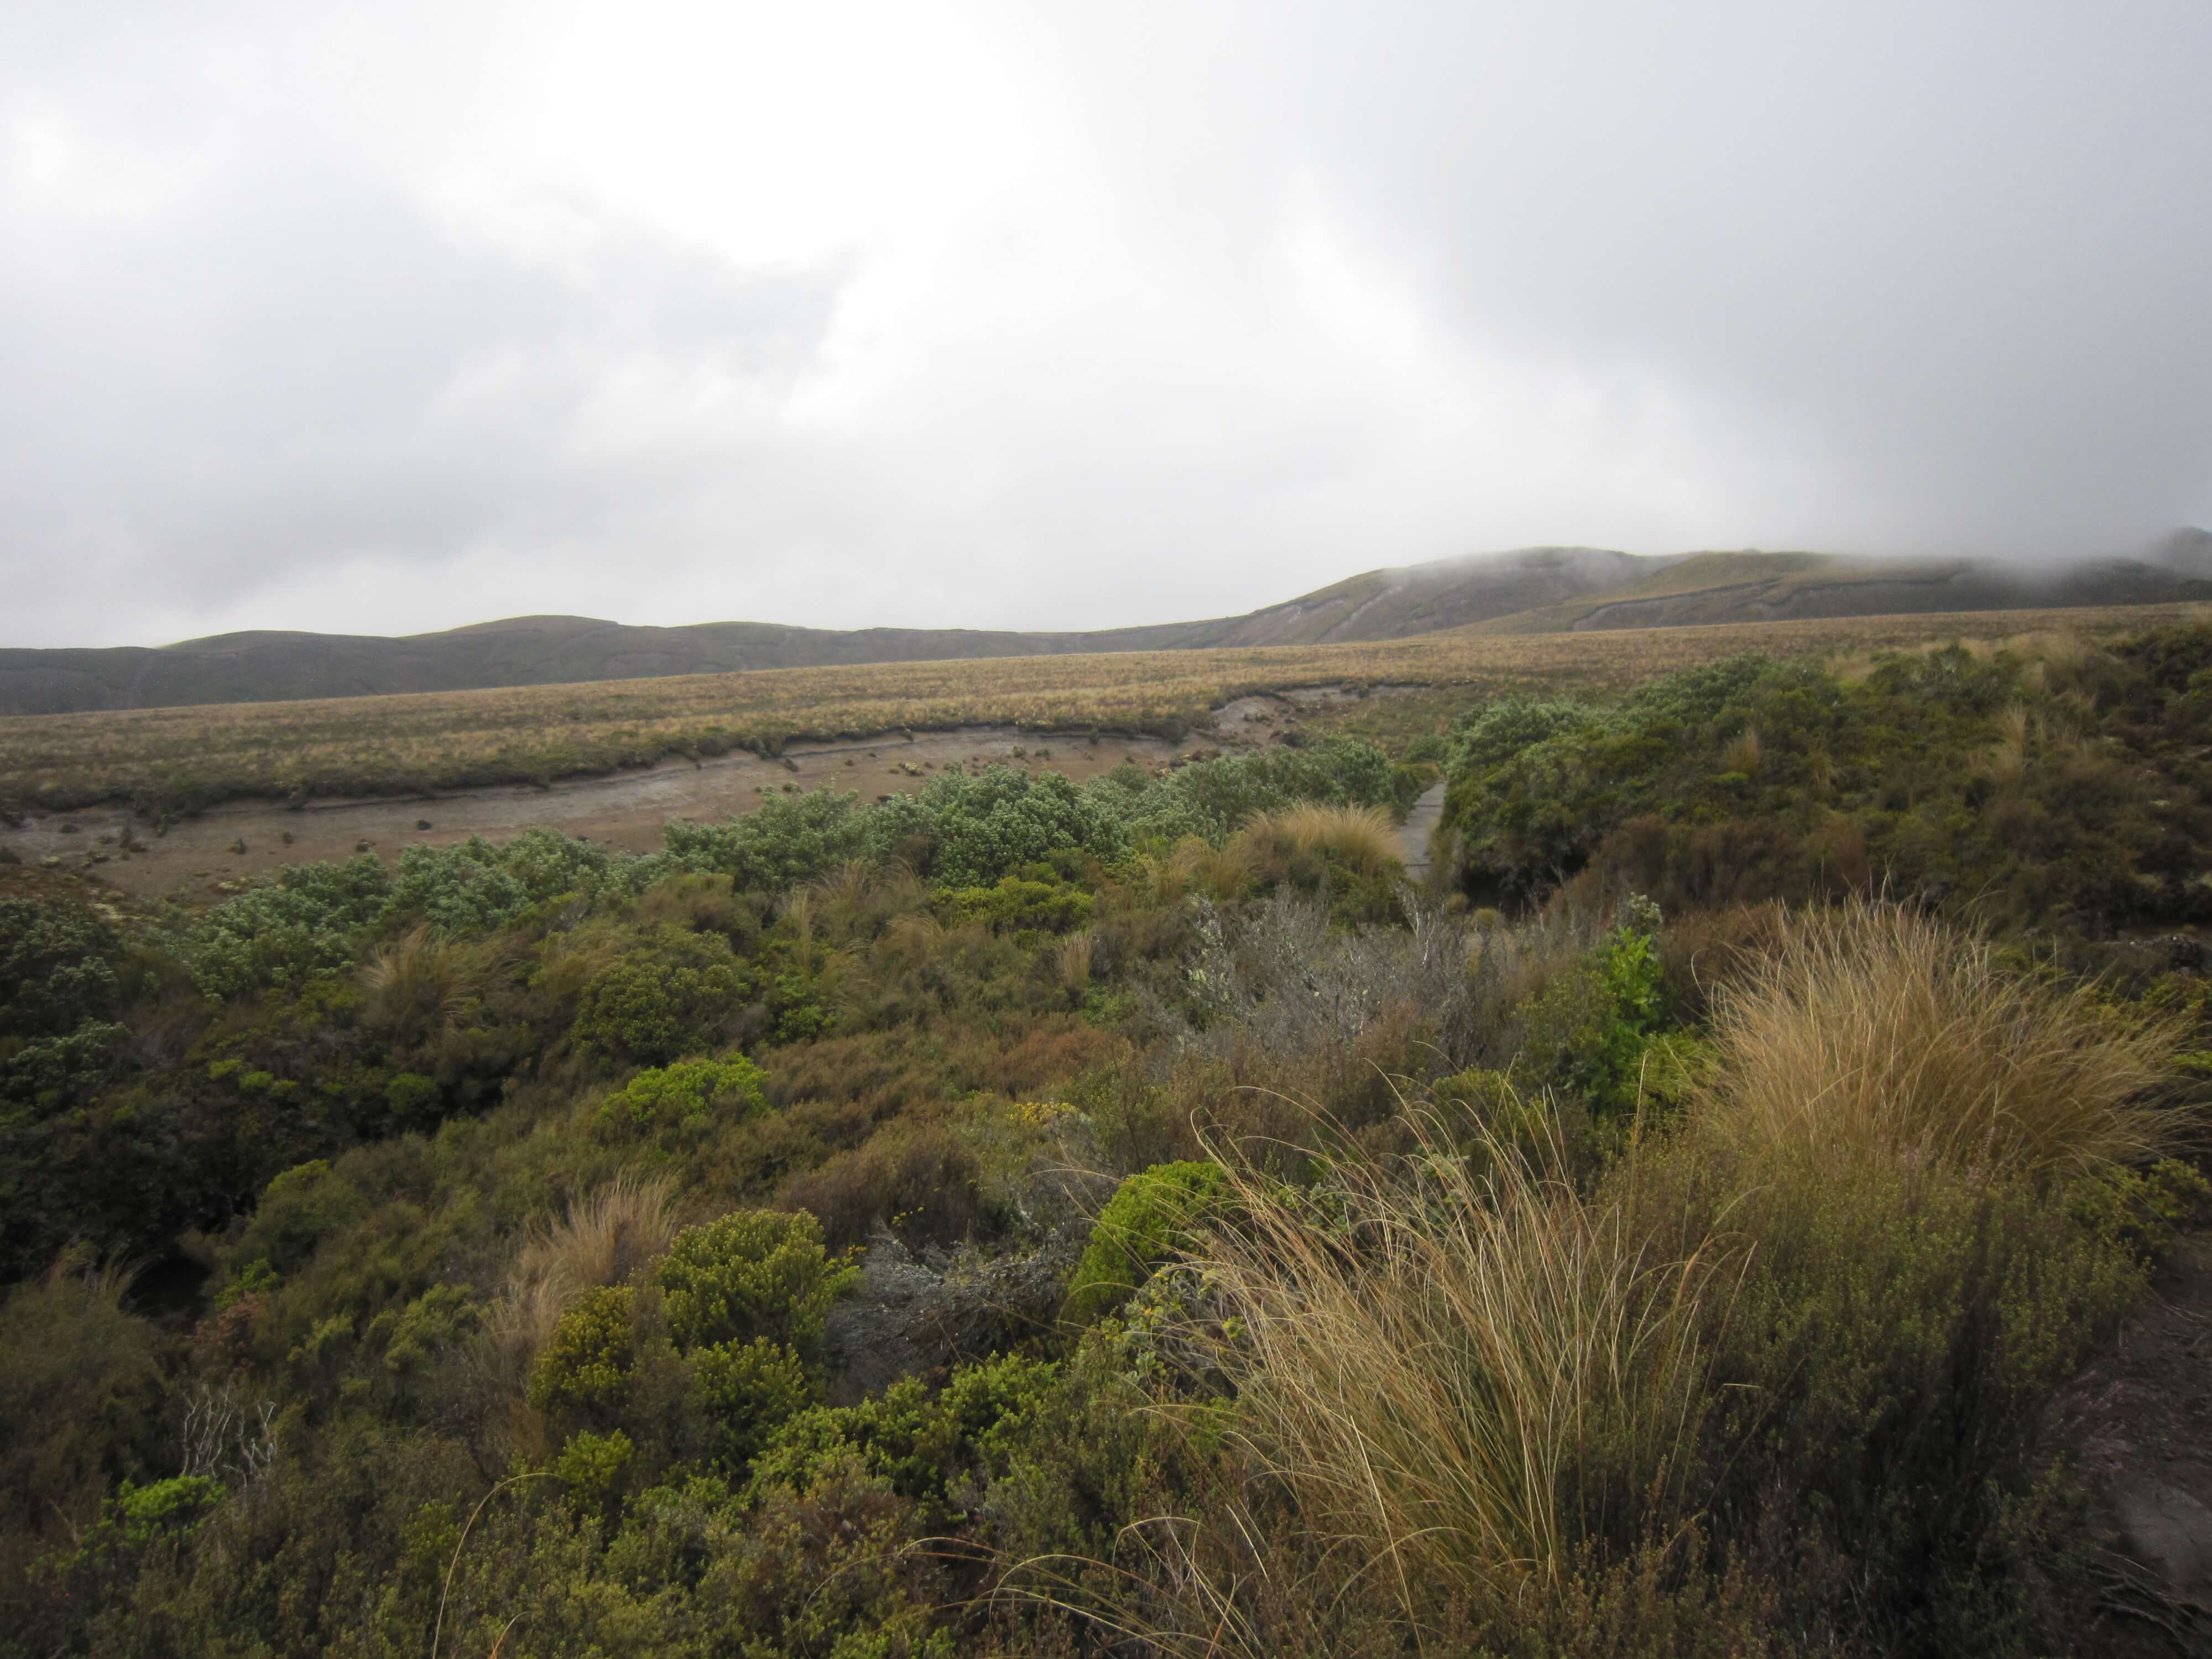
[{"left": 2, "top": 726, "right": 1189, "bottom": 901}]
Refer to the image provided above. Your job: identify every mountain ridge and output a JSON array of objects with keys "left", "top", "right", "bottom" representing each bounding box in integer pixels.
[{"left": 6, "top": 540, "right": 2209, "bottom": 716}]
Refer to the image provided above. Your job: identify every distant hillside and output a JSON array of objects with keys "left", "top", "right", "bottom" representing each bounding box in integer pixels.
[
  {"left": 1468, "top": 547, "right": 2212, "bottom": 635},
  {"left": 6, "top": 539, "right": 2209, "bottom": 715},
  {"left": 0, "top": 546, "right": 1654, "bottom": 714}
]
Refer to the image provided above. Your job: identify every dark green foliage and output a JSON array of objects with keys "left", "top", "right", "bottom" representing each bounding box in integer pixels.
[
  {"left": 1442, "top": 640, "right": 2212, "bottom": 930},
  {"left": 690, "top": 1337, "right": 812, "bottom": 1472},
  {"left": 1690, "top": 1157, "right": 2150, "bottom": 1651},
  {"left": 0, "top": 896, "right": 119, "bottom": 1042},
  {"left": 0, "top": 897, "right": 126, "bottom": 1114},
  {"left": 1063, "top": 1159, "right": 1230, "bottom": 1324},
  {"left": 571, "top": 925, "right": 744, "bottom": 1063},
  {"left": 1515, "top": 898, "right": 1668, "bottom": 1117}
]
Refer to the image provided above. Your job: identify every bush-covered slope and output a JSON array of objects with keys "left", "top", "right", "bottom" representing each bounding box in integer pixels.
[{"left": 4, "top": 627, "right": 2211, "bottom": 1658}]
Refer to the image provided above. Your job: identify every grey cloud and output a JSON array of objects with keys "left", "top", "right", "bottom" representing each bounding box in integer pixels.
[
  {"left": 2, "top": 158, "right": 845, "bottom": 639},
  {"left": 4, "top": 0, "right": 2210, "bottom": 646},
  {"left": 1250, "top": 0, "right": 2212, "bottom": 554}
]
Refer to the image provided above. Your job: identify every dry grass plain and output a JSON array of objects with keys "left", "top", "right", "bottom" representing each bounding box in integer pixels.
[{"left": 6, "top": 600, "right": 2208, "bottom": 815}]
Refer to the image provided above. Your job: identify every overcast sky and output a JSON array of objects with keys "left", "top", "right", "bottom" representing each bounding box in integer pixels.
[{"left": 4, "top": 1, "right": 2210, "bottom": 648}]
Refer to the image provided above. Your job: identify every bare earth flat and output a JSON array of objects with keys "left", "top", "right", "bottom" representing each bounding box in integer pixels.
[{"left": 3, "top": 726, "right": 1186, "bottom": 901}]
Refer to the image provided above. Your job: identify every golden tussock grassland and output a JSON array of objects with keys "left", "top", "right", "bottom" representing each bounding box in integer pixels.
[{"left": 4, "top": 600, "right": 2206, "bottom": 814}]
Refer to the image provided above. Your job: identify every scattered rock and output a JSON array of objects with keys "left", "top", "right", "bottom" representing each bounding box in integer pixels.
[
  {"left": 2110, "top": 1478, "right": 2212, "bottom": 1605},
  {"left": 822, "top": 1228, "right": 1086, "bottom": 1406}
]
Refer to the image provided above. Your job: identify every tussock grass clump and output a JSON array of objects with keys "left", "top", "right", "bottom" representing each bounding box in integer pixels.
[
  {"left": 359, "top": 924, "right": 503, "bottom": 1035},
  {"left": 1233, "top": 802, "right": 1402, "bottom": 880},
  {"left": 1702, "top": 900, "right": 2185, "bottom": 1180},
  {"left": 1160, "top": 836, "right": 1259, "bottom": 901},
  {"left": 484, "top": 1174, "right": 683, "bottom": 1379},
  {"left": 1188, "top": 1110, "right": 1726, "bottom": 1623}
]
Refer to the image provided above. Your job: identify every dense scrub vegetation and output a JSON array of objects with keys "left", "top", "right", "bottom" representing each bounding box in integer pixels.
[{"left": 4, "top": 630, "right": 2210, "bottom": 1657}]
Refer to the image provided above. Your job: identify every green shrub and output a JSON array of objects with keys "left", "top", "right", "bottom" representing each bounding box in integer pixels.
[
  {"left": 553, "top": 1428, "right": 635, "bottom": 1516},
  {"left": 935, "top": 875, "right": 1095, "bottom": 935},
  {"left": 382, "top": 1071, "right": 440, "bottom": 1125},
  {"left": 368, "top": 1283, "right": 479, "bottom": 1381},
  {"left": 183, "top": 853, "right": 390, "bottom": 996},
  {"left": 229, "top": 1160, "right": 365, "bottom": 1276},
  {"left": 0, "top": 898, "right": 119, "bottom": 1041},
  {"left": 570, "top": 925, "right": 744, "bottom": 1065},
  {"left": 691, "top": 1337, "right": 813, "bottom": 1472},
  {"left": 654, "top": 1210, "right": 858, "bottom": 1358},
  {"left": 1514, "top": 899, "right": 1667, "bottom": 1118},
  {"left": 384, "top": 830, "right": 663, "bottom": 931},
  {"left": 603, "top": 1055, "right": 768, "bottom": 1135},
  {"left": 748, "top": 1353, "right": 1058, "bottom": 1515},
  {"left": 48, "top": 1474, "right": 228, "bottom": 1572},
  {"left": 665, "top": 790, "right": 871, "bottom": 891},
  {"left": 529, "top": 1285, "right": 640, "bottom": 1416},
  {"left": 919, "top": 766, "right": 1128, "bottom": 886},
  {"left": 1063, "top": 1160, "right": 1230, "bottom": 1324}
]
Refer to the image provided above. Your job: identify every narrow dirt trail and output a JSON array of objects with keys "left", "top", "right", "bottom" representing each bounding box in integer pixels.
[{"left": 1399, "top": 780, "right": 1448, "bottom": 880}]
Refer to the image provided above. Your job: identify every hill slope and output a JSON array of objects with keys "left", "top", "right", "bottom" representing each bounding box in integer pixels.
[
  {"left": 0, "top": 546, "right": 1654, "bottom": 714},
  {"left": 1472, "top": 549, "right": 2212, "bottom": 634},
  {"left": 7, "top": 541, "right": 2210, "bottom": 715}
]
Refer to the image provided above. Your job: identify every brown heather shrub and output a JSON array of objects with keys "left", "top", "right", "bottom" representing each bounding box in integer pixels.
[
  {"left": 532, "top": 928, "right": 627, "bottom": 1010},
  {"left": 808, "top": 858, "right": 926, "bottom": 945},
  {"left": 1702, "top": 900, "right": 2188, "bottom": 1180},
  {"left": 778, "top": 1118, "right": 987, "bottom": 1248},
  {"left": 630, "top": 869, "right": 757, "bottom": 942}
]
